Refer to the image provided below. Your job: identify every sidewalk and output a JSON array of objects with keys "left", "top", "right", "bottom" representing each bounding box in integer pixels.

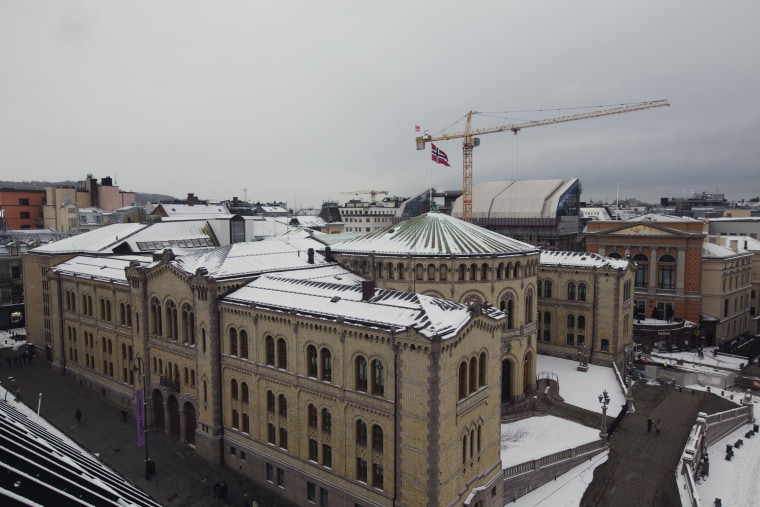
[
  {"left": 4, "top": 359, "right": 297, "bottom": 507},
  {"left": 580, "top": 381, "right": 739, "bottom": 506}
]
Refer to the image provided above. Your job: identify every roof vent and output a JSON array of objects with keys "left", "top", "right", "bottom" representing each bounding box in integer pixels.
[{"left": 330, "top": 296, "right": 341, "bottom": 303}]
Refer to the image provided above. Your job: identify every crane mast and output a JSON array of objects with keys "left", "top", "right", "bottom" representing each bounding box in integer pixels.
[{"left": 416, "top": 100, "right": 669, "bottom": 223}]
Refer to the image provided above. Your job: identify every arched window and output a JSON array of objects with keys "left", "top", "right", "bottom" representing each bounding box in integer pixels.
[
  {"left": 478, "top": 352, "right": 487, "bottom": 387},
  {"left": 397, "top": 262, "right": 405, "bottom": 280},
  {"left": 462, "top": 434, "right": 467, "bottom": 465},
  {"left": 458, "top": 264, "right": 466, "bottom": 281},
  {"left": 277, "top": 338, "right": 287, "bottom": 369},
  {"left": 567, "top": 314, "right": 575, "bottom": 328},
  {"left": 231, "top": 379, "right": 238, "bottom": 400},
  {"left": 265, "top": 336, "right": 275, "bottom": 366},
  {"left": 308, "top": 404, "right": 318, "bottom": 428},
  {"left": 633, "top": 253, "right": 649, "bottom": 288},
  {"left": 525, "top": 288, "right": 534, "bottom": 323},
  {"left": 458, "top": 362, "right": 468, "bottom": 399},
  {"left": 415, "top": 263, "right": 424, "bottom": 281},
  {"left": 567, "top": 283, "right": 576, "bottom": 301},
  {"left": 239, "top": 330, "right": 248, "bottom": 359},
  {"left": 544, "top": 280, "right": 552, "bottom": 298},
  {"left": 355, "top": 356, "right": 367, "bottom": 391},
  {"left": 241, "top": 382, "right": 249, "bottom": 403},
  {"left": 356, "top": 419, "right": 367, "bottom": 446},
  {"left": 658, "top": 254, "right": 676, "bottom": 290},
  {"left": 307, "top": 345, "right": 318, "bottom": 377},
  {"left": 469, "top": 263, "right": 477, "bottom": 281},
  {"left": 372, "top": 425, "right": 384, "bottom": 452},
  {"left": 278, "top": 394, "right": 287, "bottom": 417},
  {"left": 119, "top": 303, "right": 126, "bottom": 324},
  {"left": 229, "top": 328, "right": 238, "bottom": 356},
  {"left": 165, "top": 300, "right": 178, "bottom": 339},
  {"left": 266, "top": 390, "right": 275, "bottom": 412},
  {"left": 321, "top": 408, "right": 332, "bottom": 434},
  {"left": 150, "top": 297, "right": 162, "bottom": 335},
  {"left": 578, "top": 283, "right": 587, "bottom": 302},
  {"left": 543, "top": 312, "right": 551, "bottom": 342},
  {"left": 469, "top": 357, "right": 477, "bottom": 394},
  {"left": 321, "top": 348, "right": 332, "bottom": 382},
  {"left": 439, "top": 264, "right": 448, "bottom": 281},
  {"left": 427, "top": 264, "right": 436, "bottom": 281},
  {"left": 371, "top": 359, "right": 384, "bottom": 396},
  {"left": 182, "top": 304, "right": 195, "bottom": 344},
  {"left": 480, "top": 263, "right": 488, "bottom": 281}
]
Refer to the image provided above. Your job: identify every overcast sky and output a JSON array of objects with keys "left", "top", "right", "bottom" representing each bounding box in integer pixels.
[{"left": 2, "top": 1, "right": 758, "bottom": 208}]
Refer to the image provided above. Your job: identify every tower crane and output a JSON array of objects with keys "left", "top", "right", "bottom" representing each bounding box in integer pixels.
[
  {"left": 341, "top": 189, "right": 389, "bottom": 204},
  {"left": 415, "top": 100, "right": 670, "bottom": 223}
]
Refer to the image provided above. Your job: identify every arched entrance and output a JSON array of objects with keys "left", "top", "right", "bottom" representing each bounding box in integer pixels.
[
  {"left": 183, "top": 402, "right": 197, "bottom": 445},
  {"left": 501, "top": 359, "right": 512, "bottom": 403},
  {"left": 152, "top": 390, "right": 165, "bottom": 430},
  {"left": 167, "top": 395, "right": 180, "bottom": 438},
  {"left": 523, "top": 350, "right": 535, "bottom": 394}
]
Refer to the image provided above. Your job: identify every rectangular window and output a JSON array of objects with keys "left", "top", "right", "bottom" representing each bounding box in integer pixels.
[
  {"left": 307, "top": 482, "right": 316, "bottom": 502},
  {"left": 19, "top": 198, "right": 30, "bottom": 205},
  {"left": 566, "top": 334, "right": 574, "bottom": 346},
  {"left": 309, "top": 439, "right": 318, "bottom": 461},
  {"left": 268, "top": 423, "right": 276, "bottom": 444},
  {"left": 20, "top": 211, "right": 31, "bottom": 219},
  {"left": 266, "top": 463, "right": 273, "bottom": 482},
  {"left": 322, "top": 444, "right": 332, "bottom": 468},
  {"left": 241, "top": 451, "right": 246, "bottom": 461},
  {"left": 357, "top": 458, "right": 368, "bottom": 483},
  {"left": 229, "top": 446, "right": 236, "bottom": 457},
  {"left": 601, "top": 339, "right": 609, "bottom": 352},
  {"left": 320, "top": 488, "right": 329, "bottom": 507},
  {"left": 277, "top": 467, "right": 285, "bottom": 487},
  {"left": 372, "top": 464, "right": 384, "bottom": 490}
]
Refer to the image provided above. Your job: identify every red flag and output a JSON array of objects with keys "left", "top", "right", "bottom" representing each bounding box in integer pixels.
[
  {"left": 415, "top": 125, "right": 421, "bottom": 132},
  {"left": 431, "top": 143, "right": 450, "bottom": 167}
]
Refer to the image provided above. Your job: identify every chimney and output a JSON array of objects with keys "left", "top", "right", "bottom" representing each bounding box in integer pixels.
[
  {"left": 187, "top": 193, "right": 195, "bottom": 206},
  {"left": 362, "top": 280, "right": 375, "bottom": 301},
  {"left": 307, "top": 248, "right": 315, "bottom": 264},
  {"left": 324, "top": 246, "right": 333, "bottom": 262}
]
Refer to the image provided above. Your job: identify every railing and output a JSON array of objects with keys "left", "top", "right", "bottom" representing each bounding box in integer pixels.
[
  {"left": 159, "top": 376, "right": 180, "bottom": 393},
  {"left": 503, "top": 439, "right": 606, "bottom": 479}
]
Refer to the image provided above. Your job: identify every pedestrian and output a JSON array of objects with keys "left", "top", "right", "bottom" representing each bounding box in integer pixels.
[
  {"left": 75, "top": 408, "right": 82, "bottom": 424},
  {"left": 15, "top": 386, "right": 20, "bottom": 401},
  {"left": 655, "top": 418, "right": 661, "bottom": 436},
  {"left": 121, "top": 408, "right": 128, "bottom": 422},
  {"left": 647, "top": 417, "right": 653, "bottom": 433}
]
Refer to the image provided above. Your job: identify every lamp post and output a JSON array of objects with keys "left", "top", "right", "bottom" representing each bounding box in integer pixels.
[
  {"left": 598, "top": 389, "right": 610, "bottom": 440},
  {"left": 133, "top": 358, "right": 152, "bottom": 480}
]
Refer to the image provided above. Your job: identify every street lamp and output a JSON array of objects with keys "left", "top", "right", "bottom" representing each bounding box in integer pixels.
[
  {"left": 133, "top": 357, "right": 153, "bottom": 480},
  {"left": 598, "top": 389, "right": 610, "bottom": 440}
]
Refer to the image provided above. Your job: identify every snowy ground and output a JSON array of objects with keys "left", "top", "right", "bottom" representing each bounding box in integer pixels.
[{"left": 501, "top": 415, "right": 601, "bottom": 468}]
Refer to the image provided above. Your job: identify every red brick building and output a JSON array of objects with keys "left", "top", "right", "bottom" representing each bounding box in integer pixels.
[{"left": 0, "top": 189, "right": 45, "bottom": 230}]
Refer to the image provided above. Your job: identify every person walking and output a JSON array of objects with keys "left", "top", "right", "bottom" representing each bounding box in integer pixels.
[
  {"left": 75, "top": 408, "right": 82, "bottom": 424},
  {"left": 647, "top": 417, "right": 653, "bottom": 433},
  {"left": 655, "top": 418, "right": 661, "bottom": 436}
]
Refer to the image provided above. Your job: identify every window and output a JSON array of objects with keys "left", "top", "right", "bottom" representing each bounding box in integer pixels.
[
  {"left": 277, "top": 467, "right": 285, "bottom": 487},
  {"left": 658, "top": 254, "right": 676, "bottom": 290},
  {"left": 267, "top": 391, "right": 275, "bottom": 412},
  {"left": 321, "top": 348, "right": 332, "bottom": 381},
  {"left": 277, "top": 338, "right": 287, "bottom": 369},
  {"left": 307, "top": 482, "right": 316, "bottom": 502},
  {"left": 231, "top": 379, "right": 238, "bottom": 400},
  {"left": 479, "top": 352, "right": 487, "bottom": 387},
  {"left": 371, "top": 359, "right": 384, "bottom": 396},
  {"left": 265, "top": 336, "right": 275, "bottom": 365},
  {"left": 268, "top": 424, "right": 276, "bottom": 444},
  {"left": 601, "top": 339, "right": 609, "bottom": 352},
  {"left": 308, "top": 404, "right": 318, "bottom": 428},
  {"left": 266, "top": 463, "right": 273, "bottom": 482},
  {"left": 279, "top": 394, "right": 288, "bottom": 417},
  {"left": 543, "top": 280, "right": 552, "bottom": 298},
  {"left": 231, "top": 410, "right": 239, "bottom": 429},
  {"left": 633, "top": 254, "right": 648, "bottom": 288},
  {"left": 320, "top": 487, "right": 329, "bottom": 507},
  {"left": 357, "top": 457, "right": 368, "bottom": 482},
  {"left": 543, "top": 312, "right": 551, "bottom": 342},
  {"left": 321, "top": 408, "right": 332, "bottom": 434},
  {"left": 279, "top": 427, "right": 288, "bottom": 449},
  {"left": 356, "top": 419, "right": 367, "bottom": 446},
  {"left": 372, "top": 425, "right": 383, "bottom": 452},
  {"left": 322, "top": 444, "right": 332, "bottom": 467},
  {"left": 567, "top": 283, "right": 576, "bottom": 301},
  {"left": 241, "top": 382, "right": 249, "bottom": 403},
  {"left": 372, "top": 464, "right": 384, "bottom": 490},
  {"left": 307, "top": 345, "right": 318, "bottom": 377},
  {"left": 309, "top": 439, "right": 318, "bottom": 461},
  {"left": 458, "top": 361, "right": 468, "bottom": 399},
  {"left": 355, "top": 356, "right": 367, "bottom": 391},
  {"left": 578, "top": 283, "right": 587, "bottom": 302},
  {"left": 239, "top": 330, "right": 248, "bottom": 358},
  {"left": 20, "top": 211, "right": 30, "bottom": 219}
]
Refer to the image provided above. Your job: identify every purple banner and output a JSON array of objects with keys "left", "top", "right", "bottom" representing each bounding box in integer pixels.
[{"left": 136, "top": 388, "right": 145, "bottom": 447}]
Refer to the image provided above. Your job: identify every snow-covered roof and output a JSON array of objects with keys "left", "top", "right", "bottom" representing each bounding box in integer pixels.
[
  {"left": 290, "top": 215, "right": 326, "bottom": 228},
  {"left": 154, "top": 203, "right": 230, "bottom": 216},
  {"left": 224, "top": 273, "right": 504, "bottom": 340},
  {"left": 580, "top": 207, "right": 613, "bottom": 221},
  {"left": 30, "top": 223, "right": 148, "bottom": 254},
  {"left": 171, "top": 238, "right": 333, "bottom": 279},
  {"left": 627, "top": 213, "right": 701, "bottom": 222},
  {"left": 453, "top": 179, "right": 578, "bottom": 219},
  {"left": 328, "top": 212, "right": 537, "bottom": 256},
  {"left": 124, "top": 221, "right": 217, "bottom": 252},
  {"left": 540, "top": 250, "right": 630, "bottom": 270},
  {"left": 51, "top": 255, "right": 153, "bottom": 282}
]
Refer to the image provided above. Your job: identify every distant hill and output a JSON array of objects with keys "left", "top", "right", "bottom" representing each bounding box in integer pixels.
[{"left": 0, "top": 180, "right": 178, "bottom": 205}]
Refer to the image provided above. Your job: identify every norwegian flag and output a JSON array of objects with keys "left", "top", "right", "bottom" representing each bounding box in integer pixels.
[{"left": 431, "top": 143, "right": 450, "bottom": 167}]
